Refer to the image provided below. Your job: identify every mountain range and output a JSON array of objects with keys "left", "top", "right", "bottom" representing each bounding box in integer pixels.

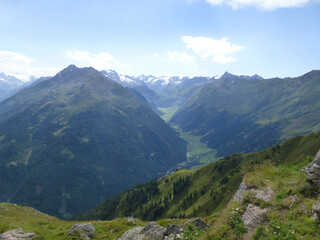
[{"left": 0, "top": 65, "right": 186, "bottom": 219}]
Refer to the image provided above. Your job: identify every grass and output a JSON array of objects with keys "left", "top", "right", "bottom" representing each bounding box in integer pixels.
[
  {"left": 200, "top": 155, "right": 320, "bottom": 240},
  {"left": 0, "top": 203, "right": 193, "bottom": 240}
]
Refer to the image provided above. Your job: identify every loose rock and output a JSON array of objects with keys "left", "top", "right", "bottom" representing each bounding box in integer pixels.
[
  {"left": 242, "top": 204, "right": 268, "bottom": 231},
  {"left": 68, "top": 223, "right": 95, "bottom": 240},
  {"left": 302, "top": 150, "right": 320, "bottom": 187},
  {"left": 312, "top": 200, "right": 320, "bottom": 220},
  {"left": 181, "top": 218, "right": 209, "bottom": 231},
  {"left": 1, "top": 228, "right": 36, "bottom": 240}
]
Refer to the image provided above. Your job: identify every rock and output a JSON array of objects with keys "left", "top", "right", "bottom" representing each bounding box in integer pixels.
[
  {"left": 140, "top": 222, "right": 165, "bottom": 240},
  {"left": 164, "top": 224, "right": 181, "bottom": 236},
  {"left": 116, "top": 226, "right": 144, "bottom": 240},
  {"left": 181, "top": 218, "right": 209, "bottom": 231},
  {"left": 68, "top": 223, "right": 95, "bottom": 239},
  {"left": 312, "top": 200, "right": 320, "bottom": 220},
  {"left": 232, "top": 181, "right": 274, "bottom": 203},
  {"left": 116, "top": 222, "right": 165, "bottom": 240},
  {"left": 242, "top": 204, "right": 268, "bottom": 231},
  {"left": 1, "top": 228, "right": 36, "bottom": 240},
  {"left": 302, "top": 150, "right": 320, "bottom": 187},
  {"left": 289, "top": 195, "right": 300, "bottom": 208},
  {"left": 233, "top": 181, "right": 249, "bottom": 202},
  {"left": 128, "top": 216, "right": 135, "bottom": 224}
]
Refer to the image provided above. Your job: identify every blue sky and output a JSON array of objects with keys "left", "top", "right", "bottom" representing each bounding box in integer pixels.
[{"left": 0, "top": 0, "right": 320, "bottom": 80}]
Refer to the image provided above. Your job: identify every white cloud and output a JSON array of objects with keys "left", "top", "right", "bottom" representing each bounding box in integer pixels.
[
  {"left": 65, "top": 49, "right": 122, "bottom": 70},
  {"left": 0, "top": 51, "right": 59, "bottom": 81},
  {"left": 182, "top": 36, "right": 243, "bottom": 63},
  {"left": 168, "top": 51, "right": 195, "bottom": 64},
  {"left": 205, "top": 0, "right": 315, "bottom": 10}
]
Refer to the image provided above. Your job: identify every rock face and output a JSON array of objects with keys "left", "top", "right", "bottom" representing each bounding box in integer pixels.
[
  {"left": 68, "top": 223, "right": 95, "bottom": 240},
  {"left": 302, "top": 150, "right": 320, "bottom": 187},
  {"left": 312, "top": 200, "right": 320, "bottom": 220},
  {"left": 233, "top": 181, "right": 274, "bottom": 202},
  {"left": 242, "top": 204, "right": 268, "bottom": 231},
  {"left": 116, "top": 222, "right": 165, "bottom": 240},
  {"left": 1, "top": 228, "right": 36, "bottom": 240},
  {"left": 181, "top": 218, "right": 209, "bottom": 231}
]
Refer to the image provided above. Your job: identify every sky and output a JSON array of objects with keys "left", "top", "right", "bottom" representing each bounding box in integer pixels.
[{"left": 0, "top": 0, "right": 320, "bottom": 81}]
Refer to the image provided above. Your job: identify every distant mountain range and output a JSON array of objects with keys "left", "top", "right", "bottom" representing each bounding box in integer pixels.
[
  {"left": 171, "top": 70, "right": 320, "bottom": 157},
  {"left": 0, "top": 65, "right": 186, "bottom": 219}
]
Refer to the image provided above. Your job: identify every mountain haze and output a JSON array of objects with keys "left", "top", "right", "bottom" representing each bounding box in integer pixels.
[
  {"left": 0, "top": 65, "right": 186, "bottom": 219},
  {"left": 171, "top": 70, "right": 320, "bottom": 157}
]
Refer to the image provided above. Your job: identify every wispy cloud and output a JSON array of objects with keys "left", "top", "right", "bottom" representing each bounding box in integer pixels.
[
  {"left": 0, "top": 51, "right": 59, "bottom": 81},
  {"left": 65, "top": 49, "right": 122, "bottom": 70},
  {"left": 168, "top": 51, "right": 195, "bottom": 64},
  {"left": 205, "top": 0, "right": 315, "bottom": 10},
  {"left": 181, "top": 36, "right": 243, "bottom": 63}
]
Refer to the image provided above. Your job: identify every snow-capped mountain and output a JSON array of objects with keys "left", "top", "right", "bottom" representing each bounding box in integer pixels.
[{"left": 0, "top": 73, "right": 26, "bottom": 102}]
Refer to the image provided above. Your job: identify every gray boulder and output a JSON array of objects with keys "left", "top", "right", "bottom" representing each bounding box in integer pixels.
[
  {"left": 302, "top": 150, "right": 320, "bottom": 187},
  {"left": 232, "top": 181, "right": 274, "bottom": 203},
  {"left": 1, "top": 228, "right": 36, "bottom": 240},
  {"left": 116, "top": 226, "right": 144, "bottom": 240},
  {"left": 164, "top": 224, "right": 181, "bottom": 236},
  {"left": 68, "top": 223, "right": 95, "bottom": 240},
  {"left": 181, "top": 218, "right": 209, "bottom": 231},
  {"left": 312, "top": 200, "right": 320, "bottom": 220},
  {"left": 242, "top": 204, "right": 268, "bottom": 231},
  {"left": 116, "top": 222, "right": 165, "bottom": 240}
]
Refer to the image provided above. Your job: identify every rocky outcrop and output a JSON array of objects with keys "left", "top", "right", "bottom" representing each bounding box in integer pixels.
[
  {"left": 1, "top": 228, "right": 36, "bottom": 240},
  {"left": 233, "top": 181, "right": 274, "bottom": 203},
  {"left": 312, "top": 200, "right": 320, "bottom": 220},
  {"left": 68, "top": 223, "right": 95, "bottom": 240},
  {"left": 116, "top": 218, "right": 209, "bottom": 240},
  {"left": 116, "top": 222, "right": 165, "bottom": 240},
  {"left": 302, "top": 150, "right": 320, "bottom": 187},
  {"left": 181, "top": 218, "right": 209, "bottom": 231},
  {"left": 242, "top": 204, "right": 268, "bottom": 231}
]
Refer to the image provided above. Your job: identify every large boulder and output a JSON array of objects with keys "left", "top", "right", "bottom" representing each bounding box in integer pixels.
[
  {"left": 116, "top": 222, "right": 165, "bottom": 240},
  {"left": 116, "top": 226, "right": 144, "bottom": 240},
  {"left": 242, "top": 204, "right": 268, "bottom": 231},
  {"left": 181, "top": 218, "right": 209, "bottom": 231},
  {"left": 302, "top": 150, "right": 320, "bottom": 187},
  {"left": 1, "top": 228, "right": 36, "bottom": 240},
  {"left": 68, "top": 223, "right": 95, "bottom": 240}
]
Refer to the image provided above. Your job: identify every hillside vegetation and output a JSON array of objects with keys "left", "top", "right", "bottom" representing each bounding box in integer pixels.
[
  {"left": 0, "top": 65, "right": 186, "bottom": 219},
  {"left": 171, "top": 70, "right": 320, "bottom": 157},
  {"left": 77, "top": 132, "right": 320, "bottom": 224}
]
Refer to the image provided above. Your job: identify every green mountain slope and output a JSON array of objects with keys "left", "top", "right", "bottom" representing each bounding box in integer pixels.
[
  {"left": 76, "top": 132, "right": 320, "bottom": 222},
  {"left": 0, "top": 65, "right": 186, "bottom": 219},
  {"left": 170, "top": 70, "right": 320, "bottom": 157}
]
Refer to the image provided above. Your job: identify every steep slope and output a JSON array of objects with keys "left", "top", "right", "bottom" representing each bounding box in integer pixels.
[
  {"left": 76, "top": 132, "right": 320, "bottom": 222},
  {"left": 171, "top": 70, "right": 320, "bottom": 157},
  {"left": 0, "top": 65, "right": 186, "bottom": 219}
]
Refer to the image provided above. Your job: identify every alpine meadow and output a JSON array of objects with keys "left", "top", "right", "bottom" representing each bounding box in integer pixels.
[{"left": 0, "top": 0, "right": 320, "bottom": 240}]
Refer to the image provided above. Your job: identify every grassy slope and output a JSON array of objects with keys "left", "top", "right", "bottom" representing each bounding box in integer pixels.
[
  {"left": 1, "top": 133, "right": 319, "bottom": 239},
  {"left": 201, "top": 154, "right": 320, "bottom": 239},
  {"left": 77, "top": 132, "right": 320, "bottom": 224},
  {"left": 0, "top": 203, "right": 191, "bottom": 240}
]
